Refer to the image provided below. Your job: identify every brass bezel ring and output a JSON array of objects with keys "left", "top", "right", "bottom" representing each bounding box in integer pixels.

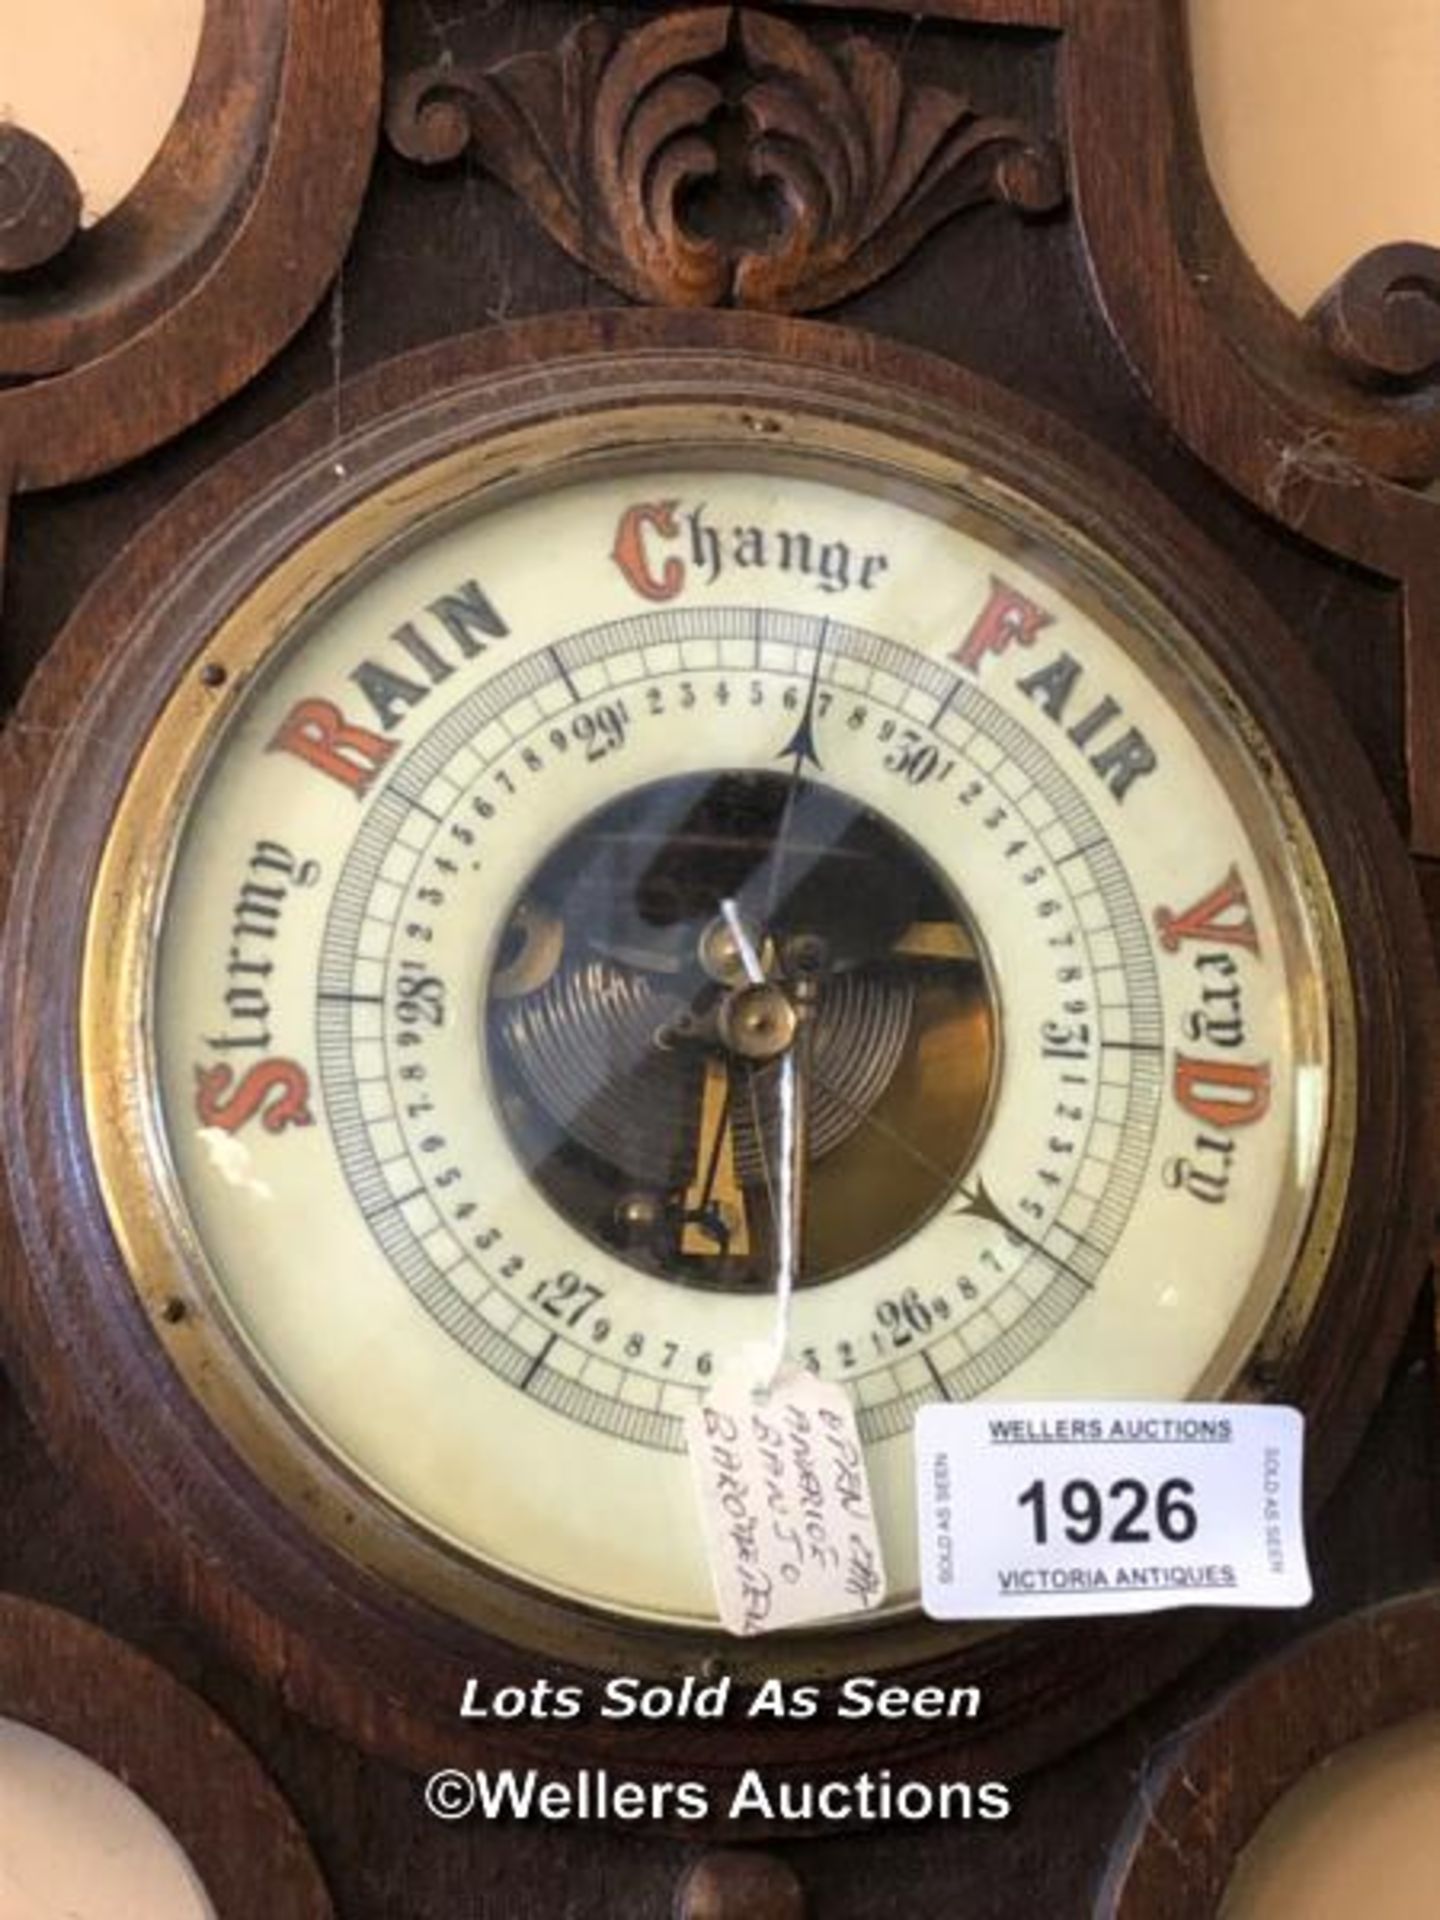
[{"left": 79, "top": 397, "right": 1355, "bottom": 1674}]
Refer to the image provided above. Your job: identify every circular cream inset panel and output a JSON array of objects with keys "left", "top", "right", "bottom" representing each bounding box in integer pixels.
[
  {"left": 0, "top": 0, "right": 203, "bottom": 224},
  {"left": 0, "top": 1718, "right": 215, "bottom": 1920},
  {"left": 1222, "top": 1712, "right": 1440, "bottom": 1919}
]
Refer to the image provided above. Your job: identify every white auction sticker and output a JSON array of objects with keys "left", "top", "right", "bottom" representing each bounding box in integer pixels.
[
  {"left": 915, "top": 1402, "right": 1311, "bottom": 1619},
  {"left": 686, "top": 1350, "right": 888, "bottom": 1636}
]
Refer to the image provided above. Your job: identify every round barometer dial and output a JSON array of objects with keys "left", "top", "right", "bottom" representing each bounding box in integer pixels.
[{"left": 84, "top": 415, "right": 1349, "bottom": 1638}]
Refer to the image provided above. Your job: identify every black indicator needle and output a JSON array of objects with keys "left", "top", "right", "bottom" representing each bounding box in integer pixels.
[
  {"left": 763, "top": 621, "right": 830, "bottom": 921},
  {"left": 801, "top": 1054, "right": 1101, "bottom": 1297},
  {"left": 778, "top": 622, "right": 829, "bottom": 776},
  {"left": 952, "top": 1176, "right": 1095, "bottom": 1292}
]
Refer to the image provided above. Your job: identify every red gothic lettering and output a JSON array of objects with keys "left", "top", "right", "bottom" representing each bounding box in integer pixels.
[
  {"left": 1154, "top": 865, "right": 1260, "bottom": 956},
  {"left": 951, "top": 578, "right": 1054, "bottom": 674},
  {"left": 1173, "top": 1056, "right": 1272, "bottom": 1130},
  {"left": 268, "top": 699, "right": 397, "bottom": 795},
  {"left": 195, "top": 1059, "right": 314, "bottom": 1135},
  {"left": 611, "top": 499, "right": 685, "bottom": 602}
]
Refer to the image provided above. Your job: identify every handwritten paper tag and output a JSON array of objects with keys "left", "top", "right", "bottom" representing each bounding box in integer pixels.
[{"left": 685, "top": 1351, "right": 888, "bottom": 1636}]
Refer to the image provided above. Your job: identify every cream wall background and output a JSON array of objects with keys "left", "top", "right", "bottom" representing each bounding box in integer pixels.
[
  {"left": 0, "top": 0, "right": 202, "bottom": 224},
  {"left": 1, "top": 0, "right": 1439, "bottom": 308},
  {"left": 1191, "top": 0, "right": 1440, "bottom": 311}
]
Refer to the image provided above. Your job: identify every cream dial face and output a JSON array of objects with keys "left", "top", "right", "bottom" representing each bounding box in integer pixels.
[{"left": 123, "top": 443, "right": 1341, "bottom": 1630}]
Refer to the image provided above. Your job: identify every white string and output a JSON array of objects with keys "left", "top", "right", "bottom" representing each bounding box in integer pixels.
[
  {"left": 720, "top": 898, "right": 794, "bottom": 1397},
  {"left": 719, "top": 897, "right": 765, "bottom": 986},
  {"left": 766, "top": 1044, "right": 798, "bottom": 1395}
]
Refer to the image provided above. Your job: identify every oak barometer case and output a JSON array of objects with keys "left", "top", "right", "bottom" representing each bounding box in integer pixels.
[{"left": 2, "top": 314, "right": 1436, "bottom": 1790}]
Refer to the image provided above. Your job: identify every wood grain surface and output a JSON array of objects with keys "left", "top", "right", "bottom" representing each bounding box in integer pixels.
[
  {"left": 385, "top": 6, "right": 1065, "bottom": 312},
  {"left": 0, "top": 1594, "right": 332, "bottom": 1917},
  {"left": 0, "top": 0, "right": 381, "bottom": 488},
  {"left": 1099, "top": 1586, "right": 1440, "bottom": 1918}
]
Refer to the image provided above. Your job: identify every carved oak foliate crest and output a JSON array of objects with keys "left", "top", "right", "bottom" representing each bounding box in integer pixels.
[{"left": 386, "top": 5, "right": 1065, "bottom": 313}]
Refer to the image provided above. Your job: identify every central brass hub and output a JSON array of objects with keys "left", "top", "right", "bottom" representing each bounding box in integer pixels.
[{"left": 718, "top": 982, "right": 798, "bottom": 1061}]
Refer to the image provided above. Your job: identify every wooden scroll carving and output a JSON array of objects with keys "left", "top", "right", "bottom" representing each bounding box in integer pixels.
[
  {"left": 387, "top": 5, "right": 1065, "bottom": 313},
  {"left": 1066, "top": 0, "right": 1440, "bottom": 853},
  {"left": 0, "top": 127, "right": 81, "bottom": 277},
  {"left": 0, "top": 0, "right": 381, "bottom": 495},
  {"left": 1311, "top": 242, "right": 1440, "bottom": 392},
  {"left": 787, "top": 0, "right": 1062, "bottom": 18}
]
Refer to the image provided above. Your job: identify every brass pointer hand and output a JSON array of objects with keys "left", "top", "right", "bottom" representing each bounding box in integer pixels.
[{"left": 679, "top": 1056, "right": 750, "bottom": 1258}]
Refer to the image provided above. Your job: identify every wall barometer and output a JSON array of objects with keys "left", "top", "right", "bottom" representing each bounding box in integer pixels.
[{"left": 3, "top": 317, "right": 1433, "bottom": 1780}]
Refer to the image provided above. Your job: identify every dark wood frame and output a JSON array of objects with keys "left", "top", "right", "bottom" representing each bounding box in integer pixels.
[
  {"left": 2, "top": 0, "right": 290, "bottom": 376},
  {"left": 0, "top": 1594, "right": 331, "bottom": 1918},
  {"left": 0, "top": 0, "right": 381, "bottom": 498},
  {"left": 1098, "top": 1585, "right": 1440, "bottom": 1917},
  {"left": 1065, "top": 1, "right": 1440, "bottom": 853},
  {"left": 2, "top": 309, "right": 1436, "bottom": 1807}
]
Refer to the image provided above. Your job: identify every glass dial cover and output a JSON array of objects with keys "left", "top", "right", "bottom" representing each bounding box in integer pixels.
[{"left": 87, "top": 428, "right": 1348, "bottom": 1637}]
